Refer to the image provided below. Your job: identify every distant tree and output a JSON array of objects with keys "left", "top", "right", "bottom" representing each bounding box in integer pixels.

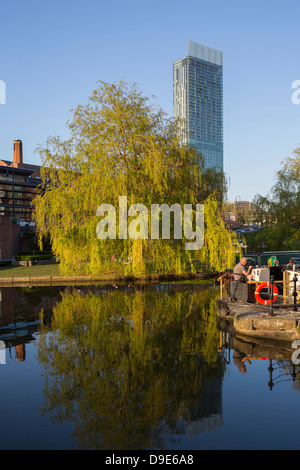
[
  {"left": 34, "top": 81, "right": 240, "bottom": 275},
  {"left": 247, "top": 147, "right": 300, "bottom": 251}
]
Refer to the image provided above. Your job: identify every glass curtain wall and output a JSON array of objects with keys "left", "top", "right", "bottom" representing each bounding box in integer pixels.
[{"left": 173, "top": 41, "right": 223, "bottom": 171}]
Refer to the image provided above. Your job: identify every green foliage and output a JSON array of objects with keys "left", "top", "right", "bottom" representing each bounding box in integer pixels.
[
  {"left": 249, "top": 147, "right": 300, "bottom": 251},
  {"left": 34, "top": 81, "right": 240, "bottom": 274}
]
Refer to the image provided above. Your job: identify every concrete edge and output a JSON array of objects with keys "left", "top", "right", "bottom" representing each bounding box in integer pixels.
[{"left": 0, "top": 272, "right": 216, "bottom": 286}]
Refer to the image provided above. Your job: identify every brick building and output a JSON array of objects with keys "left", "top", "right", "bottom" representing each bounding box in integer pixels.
[{"left": 0, "top": 140, "right": 41, "bottom": 263}]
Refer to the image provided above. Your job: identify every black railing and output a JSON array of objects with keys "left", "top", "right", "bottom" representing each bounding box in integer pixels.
[{"left": 218, "top": 273, "right": 299, "bottom": 315}]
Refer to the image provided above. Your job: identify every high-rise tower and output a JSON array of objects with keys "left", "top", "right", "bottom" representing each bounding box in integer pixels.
[{"left": 173, "top": 40, "right": 223, "bottom": 170}]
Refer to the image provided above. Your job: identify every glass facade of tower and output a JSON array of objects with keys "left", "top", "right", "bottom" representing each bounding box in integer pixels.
[{"left": 173, "top": 41, "right": 223, "bottom": 171}]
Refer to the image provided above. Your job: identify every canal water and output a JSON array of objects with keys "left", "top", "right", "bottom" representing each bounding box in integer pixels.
[{"left": 0, "top": 281, "right": 299, "bottom": 450}]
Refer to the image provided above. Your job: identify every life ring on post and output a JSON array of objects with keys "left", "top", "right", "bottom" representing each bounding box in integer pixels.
[{"left": 254, "top": 282, "right": 278, "bottom": 305}]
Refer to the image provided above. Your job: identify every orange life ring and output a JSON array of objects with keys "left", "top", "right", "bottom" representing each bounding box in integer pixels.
[{"left": 254, "top": 282, "right": 278, "bottom": 305}]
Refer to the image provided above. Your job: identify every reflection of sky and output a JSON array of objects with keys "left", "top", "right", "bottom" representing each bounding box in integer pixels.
[{"left": 0, "top": 339, "right": 76, "bottom": 450}]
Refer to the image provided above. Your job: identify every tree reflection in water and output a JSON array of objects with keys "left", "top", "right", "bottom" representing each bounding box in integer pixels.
[{"left": 36, "top": 284, "right": 224, "bottom": 449}]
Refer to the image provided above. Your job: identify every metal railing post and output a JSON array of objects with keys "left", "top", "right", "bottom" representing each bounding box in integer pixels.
[
  {"left": 293, "top": 274, "right": 298, "bottom": 312},
  {"left": 269, "top": 275, "right": 274, "bottom": 316}
]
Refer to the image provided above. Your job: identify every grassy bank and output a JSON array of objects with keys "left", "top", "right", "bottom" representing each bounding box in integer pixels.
[{"left": 0, "top": 263, "right": 61, "bottom": 278}]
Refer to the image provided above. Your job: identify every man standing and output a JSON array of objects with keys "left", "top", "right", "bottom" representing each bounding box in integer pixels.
[{"left": 233, "top": 257, "right": 253, "bottom": 282}]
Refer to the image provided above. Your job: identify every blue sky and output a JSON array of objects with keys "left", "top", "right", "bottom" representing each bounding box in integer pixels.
[{"left": 0, "top": 0, "right": 299, "bottom": 202}]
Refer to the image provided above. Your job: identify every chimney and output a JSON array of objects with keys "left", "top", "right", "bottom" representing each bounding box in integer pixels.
[{"left": 13, "top": 139, "right": 23, "bottom": 166}]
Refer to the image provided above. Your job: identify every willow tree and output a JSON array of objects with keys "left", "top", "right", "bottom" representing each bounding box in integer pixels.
[{"left": 34, "top": 80, "right": 240, "bottom": 275}]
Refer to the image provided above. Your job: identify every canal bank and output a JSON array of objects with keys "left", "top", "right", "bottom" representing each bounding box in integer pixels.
[
  {"left": 0, "top": 271, "right": 217, "bottom": 287},
  {"left": 217, "top": 297, "right": 300, "bottom": 342},
  {"left": 233, "top": 308, "right": 300, "bottom": 342}
]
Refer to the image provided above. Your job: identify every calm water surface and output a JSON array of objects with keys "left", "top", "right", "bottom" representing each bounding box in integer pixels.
[{"left": 0, "top": 282, "right": 299, "bottom": 450}]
